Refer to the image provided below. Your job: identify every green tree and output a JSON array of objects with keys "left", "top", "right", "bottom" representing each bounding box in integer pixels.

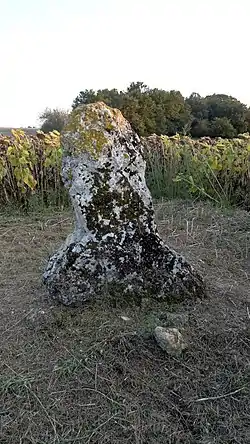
[
  {"left": 186, "top": 93, "right": 208, "bottom": 120},
  {"left": 246, "top": 108, "right": 250, "bottom": 133},
  {"left": 72, "top": 83, "right": 249, "bottom": 138},
  {"left": 72, "top": 83, "right": 192, "bottom": 136},
  {"left": 188, "top": 93, "right": 249, "bottom": 137},
  {"left": 121, "top": 93, "right": 156, "bottom": 136},
  {"left": 72, "top": 89, "right": 98, "bottom": 109},
  {"left": 205, "top": 94, "right": 248, "bottom": 134},
  {"left": 126, "top": 81, "right": 149, "bottom": 96},
  {"left": 72, "top": 88, "right": 122, "bottom": 109},
  {"left": 148, "top": 89, "right": 192, "bottom": 135},
  {"left": 190, "top": 119, "right": 211, "bottom": 138},
  {"left": 209, "top": 117, "right": 236, "bottom": 138},
  {"left": 39, "top": 108, "right": 69, "bottom": 133}
]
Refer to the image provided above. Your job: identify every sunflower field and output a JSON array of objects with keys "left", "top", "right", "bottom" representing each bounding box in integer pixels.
[
  {"left": 144, "top": 134, "right": 250, "bottom": 208},
  {"left": 0, "top": 130, "right": 249, "bottom": 210},
  {"left": 0, "top": 129, "right": 64, "bottom": 209}
]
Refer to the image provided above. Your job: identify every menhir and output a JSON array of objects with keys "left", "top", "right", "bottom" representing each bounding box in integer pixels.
[{"left": 43, "top": 102, "right": 205, "bottom": 305}]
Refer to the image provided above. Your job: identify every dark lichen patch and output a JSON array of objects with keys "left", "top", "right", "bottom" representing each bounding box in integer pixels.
[{"left": 65, "top": 243, "right": 79, "bottom": 268}]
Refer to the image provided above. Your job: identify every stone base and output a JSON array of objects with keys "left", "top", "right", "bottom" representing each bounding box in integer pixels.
[{"left": 43, "top": 232, "right": 205, "bottom": 306}]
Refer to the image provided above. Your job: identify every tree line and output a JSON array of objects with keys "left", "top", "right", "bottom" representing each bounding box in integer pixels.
[{"left": 40, "top": 82, "right": 250, "bottom": 138}]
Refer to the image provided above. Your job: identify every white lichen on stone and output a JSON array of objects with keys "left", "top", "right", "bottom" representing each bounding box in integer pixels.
[{"left": 43, "top": 102, "right": 205, "bottom": 305}]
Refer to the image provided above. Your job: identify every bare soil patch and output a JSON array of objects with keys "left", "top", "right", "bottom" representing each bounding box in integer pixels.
[{"left": 0, "top": 201, "right": 249, "bottom": 443}]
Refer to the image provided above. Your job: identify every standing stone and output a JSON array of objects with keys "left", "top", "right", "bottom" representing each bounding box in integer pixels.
[{"left": 43, "top": 102, "right": 205, "bottom": 305}]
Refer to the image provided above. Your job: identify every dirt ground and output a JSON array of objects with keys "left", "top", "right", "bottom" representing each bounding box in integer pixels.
[{"left": 0, "top": 200, "right": 249, "bottom": 444}]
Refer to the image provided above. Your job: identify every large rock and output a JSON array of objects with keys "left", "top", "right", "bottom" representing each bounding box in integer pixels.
[{"left": 43, "top": 102, "right": 205, "bottom": 305}]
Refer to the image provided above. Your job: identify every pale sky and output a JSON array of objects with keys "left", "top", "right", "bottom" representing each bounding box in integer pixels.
[{"left": 0, "top": 0, "right": 249, "bottom": 127}]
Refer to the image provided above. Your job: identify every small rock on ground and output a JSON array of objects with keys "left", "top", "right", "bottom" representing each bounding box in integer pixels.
[{"left": 154, "top": 326, "right": 187, "bottom": 356}]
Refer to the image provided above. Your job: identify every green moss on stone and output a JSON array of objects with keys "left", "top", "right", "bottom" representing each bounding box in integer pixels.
[
  {"left": 64, "top": 104, "right": 116, "bottom": 158},
  {"left": 67, "top": 168, "right": 73, "bottom": 181}
]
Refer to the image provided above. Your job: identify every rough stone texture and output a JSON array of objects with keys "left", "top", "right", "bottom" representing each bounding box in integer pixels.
[
  {"left": 154, "top": 327, "right": 187, "bottom": 355},
  {"left": 43, "top": 102, "right": 205, "bottom": 305}
]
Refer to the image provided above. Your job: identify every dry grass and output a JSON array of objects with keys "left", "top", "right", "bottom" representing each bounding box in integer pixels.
[{"left": 0, "top": 200, "right": 250, "bottom": 444}]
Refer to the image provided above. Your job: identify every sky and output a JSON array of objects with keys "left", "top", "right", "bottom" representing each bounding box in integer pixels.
[{"left": 0, "top": 0, "right": 249, "bottom": 127}]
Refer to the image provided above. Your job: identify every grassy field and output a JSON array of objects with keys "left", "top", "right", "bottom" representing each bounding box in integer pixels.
[{"left": 0, "top": 200, "right": 249, "bottom": 443}]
